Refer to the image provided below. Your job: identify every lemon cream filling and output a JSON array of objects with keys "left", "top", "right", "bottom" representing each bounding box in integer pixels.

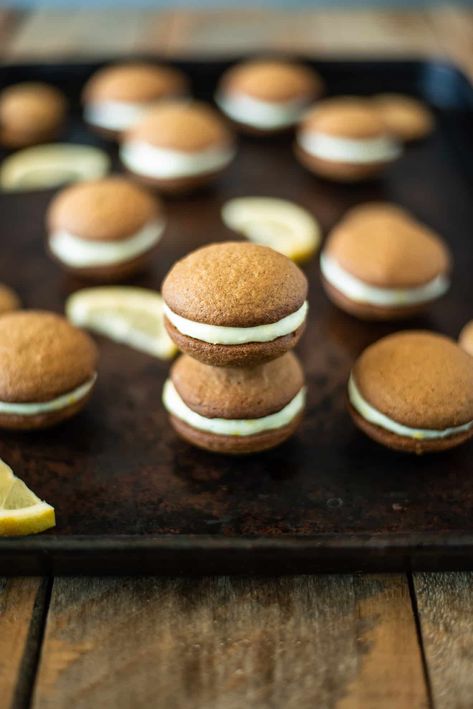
[
  {"left": 163, "top": 379, "right": 305, "bottom": 437},
  {"left": 163, "top": 300, "right": 308, "bottom": 345},
  {"left": 120, "top": 141, "right": 235, "bottom": 179},
  {"left": 298, "top": 131, "right": 401, "bottom": 164},
  {"left": 216, "top": 92, "right": 308, "bottom": 130},
  {"left": 0, "top": 375, "right": 97, "bottom": 417},
  {"left": 348, "top": 374, "right": 473, "bottom": 440},
  {"left": 321, "top": 253, "right": 449, "bottom": 307},
  {"left": 85, "top": 100, "right": 150, "bottom": 131},
  {"left": 49, "top": 220, "right": 164, "bottom": 268}
]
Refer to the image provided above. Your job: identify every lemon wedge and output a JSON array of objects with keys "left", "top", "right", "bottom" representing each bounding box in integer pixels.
[
  {"left": 0, "top": 459, "right": 55, "bottom": 536},
  {"left": 221, "top": 197, "right": 321, "bottom": 263},
  {"left": 66, "top": 286, "right": 177, "bottom": 360},
  {"left": 0, "top": 144, "right": 110, "bottom": 191}
]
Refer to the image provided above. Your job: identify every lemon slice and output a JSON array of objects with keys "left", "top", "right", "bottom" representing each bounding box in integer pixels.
[
  {"left": 0, "top": 143, "right": 110, "bottom": 191},
  {"left": 0, "top": 459, "right": 55, "bottom": 536},
  {"left": 221, "top": 197, "right": 321, "bottom": 263},
  {"left": 66, "top": 286, "right": 177, "bottom": 360}
]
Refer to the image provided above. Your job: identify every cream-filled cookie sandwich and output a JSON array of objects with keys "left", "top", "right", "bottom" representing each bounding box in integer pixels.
[
  {"left": 120, "top": 100, "right": 236, "bottom": 193},
  {"left": 0, "top": 82, "right": 67, "bottom": 149},
  {"left": 162, "top": 242, "right": 308, "bottom": 367},
  {"left": 82, "top": 62, "right": 189, "bottom": 139},
  {"left": 320, "top": 203, "right": 451, "bottom": 319},
  {"left": 372, "top": 94, "right": 434, "bottom": 142},
  {"left": 163, "top": 352, "right": 305, "bottom": 454},
  {"left": 295, "top": 97, "right": 401, "bottom": 182},
  {"left": 216, "top": 58, "right": 323, "bottom": 135},
  {"left": 47, "top": 176, "right": 165, "bottom": 280},
  {"left": 348, "top": 331, "right": 473, "bottom": 453},
  {"left": 0, "top": 311, "right": 98, "bottom": 430}
]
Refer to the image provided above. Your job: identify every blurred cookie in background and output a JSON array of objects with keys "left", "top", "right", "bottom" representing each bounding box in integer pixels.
[
  {"left": 0, "top": 284, "right": 20, "bottom": 315},
  {"left": 372, "top": 93, "right": 434, "bottom": 142},
  {"left": 216, "top": 58, "right": 324, "bottom": 135},
  {"left": 83, "top": 62, "right": 189, "bottom": 139},
  {"left": 0, "top": 82, "right": 67, "bottom": 148}
]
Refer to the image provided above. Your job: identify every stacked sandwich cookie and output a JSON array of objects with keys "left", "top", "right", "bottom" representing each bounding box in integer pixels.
[{"left": 161, "top": 242, "right": 309, "bottom": 454}]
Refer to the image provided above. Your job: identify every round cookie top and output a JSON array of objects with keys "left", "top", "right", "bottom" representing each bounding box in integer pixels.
[
  {"left": 300, "top": 97, "right": 388, "bottom": 139},
  {"left": 83, "top": 62, "right": 188, "bottom": 104},
  {"left": 0, "top": 284, "right": 20, "bottom": 315},
  {"left": 125, "top": 100, "right": 233, "bottom": 152},
  {"left": 352, "top": 331, "right": 473, "bottom": 430},
  {"left": 459, "top": 320, "right": 473, "bottom": 357},
  {"left": 341, "top": 201, "right": 409, "bottom": 224},
  {"left": 162, "top": 242, "right": 308, "bottom": 327},
  {"left": 373, "top": 94, "right": 434, "bottom": 141},
  {"left": 0, "top": 311, "right": 98, "bottom": 403},
  {"left": 220, "top": 58, "right": 323, "bottom": 103},
  {"left": 0, "top": 82, "right": 66, "bottom": 133},
  {"left": 324, "top": 208, "right": 450, "bottom": 288},
  {"left": 171, "top": 351, "right": 304, "bottom": 419},
  {"left": 47, "top": 176, "right": 161, "bottom": 242}
]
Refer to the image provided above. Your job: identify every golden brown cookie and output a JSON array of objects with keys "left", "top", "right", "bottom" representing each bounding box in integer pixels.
[
  {"left": 295, "top": 97, "right": 401, "bottom": 182},
  {"left": 47, "top": 176, "right": 165, "bottom": 280},
  {"left": 83, "top": 62, "right": 189, "bottom": 139},
  {"left": 0, "top": 310, "right": 98, "bottom": 429},
  {"left": 348, "top": 331, "right": 473, "bottom": 453},
  {"left": 120, "top": 101, "right": 236, "bottom": 193},
  {"left": 0, "top": 284, "right": 20, "bottom": 315},
  {"left": 459, "top": 320, "right": 473, "bottom": 357},
  {"left": 216, "top": 58, "right": 324, "bottom": 135},
  {"left": 0, "top": 82, "right": 67, "bottom": 149},
  {"left": 320, "top": 203, "right": 451, "bottom": 320},
  {"left": 163, "top": 352, "right": 306, "bottom": 454},
  {"left": 162, "top": 242, "right": 308, "bottom": 366},
  {"left": 372, "top": 93, "right": 434, "bottom": 142}
]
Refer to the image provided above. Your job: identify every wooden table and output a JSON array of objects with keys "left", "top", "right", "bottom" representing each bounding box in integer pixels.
[{"left": 2, "top": 7, "right": 473, "bottom": 708}]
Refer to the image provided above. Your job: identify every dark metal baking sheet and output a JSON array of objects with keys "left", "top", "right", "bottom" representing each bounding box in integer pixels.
[{"left": 1, "top": 58, "right": 473, "bottom": 575}]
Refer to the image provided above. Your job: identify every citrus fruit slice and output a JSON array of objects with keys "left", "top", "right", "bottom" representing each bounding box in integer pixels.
[
  {"left": 66, "top": 286, "right": 177, "bottom": 360},
  {"left": 0, "top": 459, "right": 55, "bottom": 536},
  {"left": 221, "top": 197, "right": 321, "bottom": 263}
]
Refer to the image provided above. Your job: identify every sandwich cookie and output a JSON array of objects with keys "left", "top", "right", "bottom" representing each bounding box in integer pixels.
[
  {"left": 348, "top": 331, "right": 473, "bottom": 453},
  {"left": 47, "top": 176, "right": 165, "bottom": 280},
  {"left": 320, "top": 203, "right": 451, "bottom": 319},
  {"left": 0, "top": 284, "right": 20, "bottom": 315},
  {"left": 82, "top": 62, "right": 189, "bottom": 139},
  {"left": 295, "top": 97, "right": 401, "bottom": 182},
  {"left": 372, "top": 94, "right": 434, "bottom": 142},
  {"left": 162, "top": 242, "right": 308, "bottom": 366},
  {"left": 0, "top": 311, "right": 98, "bottom": 430},
  {"left": 120, "top": 100, "right": 236, "bottom": 193},
  {"left": 459, "top": 320, "right": 473, "bottom": 357},
  {"left": 163, "top": 352, "right": 305, "bottom": 454},
  {"left": 0, "top": 82, "right": 67, "bottom": 149},
  {"left": 216, "top": 58, "right": 324, "bottom": 135}
]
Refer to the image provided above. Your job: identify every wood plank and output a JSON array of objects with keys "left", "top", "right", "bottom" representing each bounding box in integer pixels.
[
  {"left": 5, "top": 9, "right": 174, "bottom": 61},
  {"left": 0, "top": 577, "right": 49, "bottom": 709},
  {"left": 32, "top": 575, "right": 427, "bottom": 709},
  {"left": 164, "top": 9, "right": 439, "bottom": 57},
  {"left": 414, "top": 572, "right": 473, "bottom": 709}
]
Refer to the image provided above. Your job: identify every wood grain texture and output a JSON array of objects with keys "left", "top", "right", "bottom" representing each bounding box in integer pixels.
[
  {"left": 32, "top": 575, "right": 427, "bottom": 709},
  {"left": 0, "top": 577, "right": 49, "bottom": 709},
  {"left": 414, "top": 572, "right": 473, "bottom": 709},
  {"left": 5, "top": 9, "right": 175, "bottom": 60}
]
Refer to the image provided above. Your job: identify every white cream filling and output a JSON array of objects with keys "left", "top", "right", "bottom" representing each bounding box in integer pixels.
[
  {"left": 163, "top": 301, "right": 308, "bottom": 345},
  {"left": 216, "top": 91, "right": 307, "bottom": 129},
  {"left": 49, "top": 219, "right": 164, "bottom": 268},
  {"left": 348, "top": 374, "right": 473, "bottom": 441},
  {"left": 163, "top": 379, "right": 305, "bottom": 437},
  {"left": 321, "top": 253, "right": 449, "bottom": 307},
  {"left": 120, "top": 140, "right": 235, "bottom": 179},
  {"left": 0, "top": 375, "right": 97, "bottom": 417},
  {"left": 85, "top": 100, "right": 150, "bottom": 131},
  {"left": 298, "top": 131, "right": 401, "bottom": 164}
]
